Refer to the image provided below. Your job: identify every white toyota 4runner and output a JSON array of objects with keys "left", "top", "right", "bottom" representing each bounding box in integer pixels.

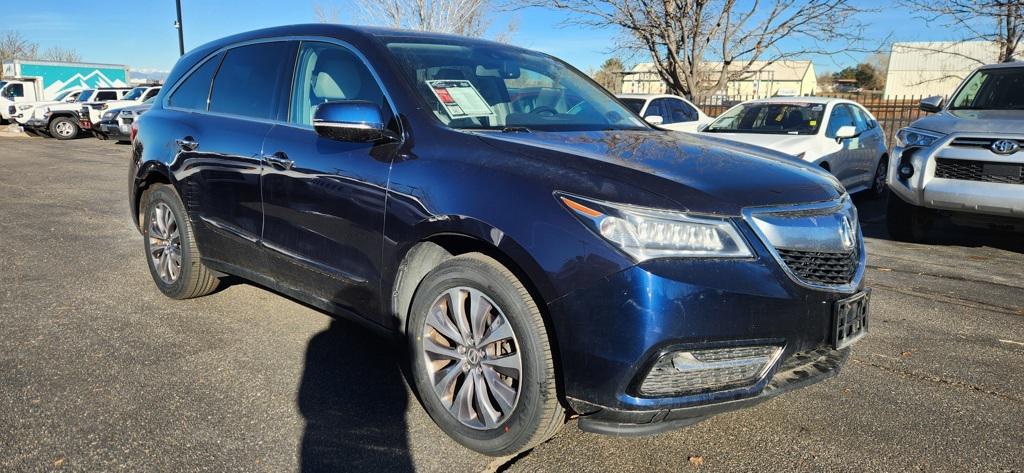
[{"left": 887, "top": 62, "right": 1024, "bottom": 241}]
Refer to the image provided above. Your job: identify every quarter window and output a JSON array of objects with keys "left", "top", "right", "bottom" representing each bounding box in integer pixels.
[
  {"left": 209, "top": 41, "right": 298, "bottom": 121},
  {"left": 290, "top": 42, "right": 390, "bottom": 126},
  {"left": 168, "top": 53, "right": 224, "bottom": 111}
]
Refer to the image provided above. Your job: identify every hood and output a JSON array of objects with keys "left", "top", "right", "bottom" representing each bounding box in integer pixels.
[
  {"left": 697, "top": 132, "right": 815, "bottom": 157},
  {"left": 911, "top": 109, "right": 1024, "bottom": 135},
  {"left": 475, "top": 129, "right": 842, "bottom": 216}
]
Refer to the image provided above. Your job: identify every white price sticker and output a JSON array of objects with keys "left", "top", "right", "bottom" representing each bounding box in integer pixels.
[{"left": 426, "top": 79, "right": 495, "bottom": 119}]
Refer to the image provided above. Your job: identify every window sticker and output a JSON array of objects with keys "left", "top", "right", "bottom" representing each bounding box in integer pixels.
[{"left": 426, "top": 79, "right": 495, "bottom": 119}]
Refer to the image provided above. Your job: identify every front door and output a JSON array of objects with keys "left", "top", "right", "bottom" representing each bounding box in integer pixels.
[{"left": 260, "top": 41, "right": 400, "bottom": 321}]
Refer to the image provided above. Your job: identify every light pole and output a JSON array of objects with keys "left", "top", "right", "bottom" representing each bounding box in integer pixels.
[{"left": 174, "top": 0, "right": 185, "bottom": 56}]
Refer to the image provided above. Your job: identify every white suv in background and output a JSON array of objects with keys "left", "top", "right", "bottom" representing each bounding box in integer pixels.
[
  {"left": 887, "top": 62, "right": 1024, "bottom": 241},
  {"left": 25, "top": 88, "right": 131, "bottom": 139},
  {"left": 617, "top": 94, "right": 712, "bottom": 132}
]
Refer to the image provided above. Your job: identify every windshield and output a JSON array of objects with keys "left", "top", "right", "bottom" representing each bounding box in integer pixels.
[
  {"left": 122, "top": 87, "right": 146, "bottom": 101},
  {"left": 385, "top": 40, "right": 646, "bottom": 131},
  {"left": 949, "top": 68, "right": 1024, "bottom": 110},
  {"left": 77, "top": 90, "right": 95, "bottom": 102},
  {"left": 705, "top": 102, "right": 824, "bottom": 135},
  {"left": 619, "top": 98, "right": 646, "bottom": 114}
]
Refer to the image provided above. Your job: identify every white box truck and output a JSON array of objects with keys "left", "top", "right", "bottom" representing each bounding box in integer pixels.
[{"left": 1, "top": 60, "right": 130, "bottom": 123}]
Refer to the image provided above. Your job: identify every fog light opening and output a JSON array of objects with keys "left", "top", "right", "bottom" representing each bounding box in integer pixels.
[{"left": 640, "top": 345, "right": 783, "bottom": 397}]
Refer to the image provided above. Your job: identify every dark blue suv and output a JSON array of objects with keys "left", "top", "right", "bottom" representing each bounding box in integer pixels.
[{"left": 130, "top": 24, "right": 868, "bottom": 456}]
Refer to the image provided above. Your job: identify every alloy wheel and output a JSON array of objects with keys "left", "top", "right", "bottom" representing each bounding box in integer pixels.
[
  {"left": 873, "top": 158, "right": 888, "bottom": 194},
  {"left": 148, "top": 202, "right": 182, "bottom": 284},
  {"left": 54, "top": 121, "right": 75, "bottom": 138},
  {"left": 421, "top": 286, "right": 522, "bottom": 430}
]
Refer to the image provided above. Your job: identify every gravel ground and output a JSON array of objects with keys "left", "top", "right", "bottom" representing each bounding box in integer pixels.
[{"left": 1, "top": 136, "right": 1021, "bottom": 473}]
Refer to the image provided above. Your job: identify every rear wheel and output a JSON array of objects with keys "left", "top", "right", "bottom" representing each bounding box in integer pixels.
[
  {"left": 49, "top": 116, "right": 79, "bottom": 140},
  {"left": 886, "top": 194, "right": 932, "bottom": 243},
  {"left": 868, "top": 155, "right": 889, "bottom": 199},
  {"left": 408, "top": 253, "right": 564, "bottom": 456},
  {"left": 142, "top": 185, "right": 219, "bottom": 299}
]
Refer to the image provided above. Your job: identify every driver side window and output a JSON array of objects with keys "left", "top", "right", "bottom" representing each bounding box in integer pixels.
[{"left": 290, "top": 42, "right": 389, "bottom": 127}]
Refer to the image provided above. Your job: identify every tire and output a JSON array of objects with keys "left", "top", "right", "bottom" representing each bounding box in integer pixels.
[
  {"left": 142, "top": 184, "right": 219, "bottom": 299},
  {"left": 408, "top": 253, "right": 564, "bottom": 456},
  {"left": 868, "top": 155, "right": 889, "bottom": 199},
  {"left": 886, "top": 194, "right": 932, "bottom": 243},
  {"left": 48, "top": 116, "right": 79, "bottom": 140}
]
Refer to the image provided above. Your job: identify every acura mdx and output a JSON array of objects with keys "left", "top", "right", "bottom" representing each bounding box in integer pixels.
[{"left": 130, "top": 25, "right": 869, "bottom": 456}]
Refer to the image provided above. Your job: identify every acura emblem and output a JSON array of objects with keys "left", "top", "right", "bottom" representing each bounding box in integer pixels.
[
  {"left": 839, "top": 215, "right": 856, "bottom": 249},
  {"left": 990, "top": 139, "right": 1020, "bottom": 155}
]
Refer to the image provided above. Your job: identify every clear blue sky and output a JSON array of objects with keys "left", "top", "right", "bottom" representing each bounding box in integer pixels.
[{"left": 3, "top": 1, "right": 961, "bottom": 75}]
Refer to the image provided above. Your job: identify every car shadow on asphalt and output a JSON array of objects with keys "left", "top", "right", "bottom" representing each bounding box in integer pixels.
[
  {"left": 853, "top": 193, "right": 1024, "bottom": 254},
  {"left": 297, "top": 319, "right": 415, "bottom": 472}
]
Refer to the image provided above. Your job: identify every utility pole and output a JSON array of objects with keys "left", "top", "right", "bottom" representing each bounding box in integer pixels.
[{"left": 174, "top": 0, "right": 185, "bottom": 56}]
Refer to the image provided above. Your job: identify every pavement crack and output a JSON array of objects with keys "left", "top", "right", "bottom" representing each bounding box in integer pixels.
[
  {"left": 851, "top": 357, "right": 1024, "bottom": 404},
  {"left": 869, "top": 281, "right": 1024, "bottom": 317}
]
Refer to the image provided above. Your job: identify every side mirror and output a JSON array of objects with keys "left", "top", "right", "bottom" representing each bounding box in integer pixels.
[
  {"left": 919, "top": 96, "right": 943, "bottom": 113},
  {"left": 644, "top": 115, "right": 664, "bottom": 125},
  {"left": 835, "top": 125, "right": 858, "bottom": 141},
  {"left": 313, "top": 101, "right": 394, "bottom": 143}
]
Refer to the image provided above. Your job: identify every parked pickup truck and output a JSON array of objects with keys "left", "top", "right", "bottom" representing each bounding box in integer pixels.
[
  {"left": 10, "top": 88, "right": 86, "bottom": 130},
  {"left": 23, "top": 88, "right": 131, "bottom": 139},
  {"left": 887, "top": 61, "right": 1024, "bottom": 240},
  {"left": 1, "top": 60, "right": 130, "bottom": 123},
  {"left": 80, "top": 85, "right": 161, "bottom": 138}
]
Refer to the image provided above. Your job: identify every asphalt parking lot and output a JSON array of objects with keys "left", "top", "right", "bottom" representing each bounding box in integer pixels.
[{"left": 1, "top": 135, "right": 1022, "bottom": 473}]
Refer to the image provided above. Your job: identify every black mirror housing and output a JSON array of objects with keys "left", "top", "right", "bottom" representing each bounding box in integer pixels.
[{"left": 919, "top": 96, "right": 944, "bottom": 113}]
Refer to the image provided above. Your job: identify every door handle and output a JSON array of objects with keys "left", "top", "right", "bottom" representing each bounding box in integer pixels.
[
  {"left": 263, "top": 151, "right": 294, "bottom": 170},
  {"left": 175, "top": 137, "right": 199, "bottom": 151}
]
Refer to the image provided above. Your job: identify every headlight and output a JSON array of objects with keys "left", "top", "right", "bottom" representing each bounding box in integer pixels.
[
  {"left": 18, "top": 104, "right": 32, "bottom": 110},
  {"left": 558, "top": 194, "right": 752, "bottom": 260},
  {"left": 896, "top": 128, "right": 942, "bottom": 148}
]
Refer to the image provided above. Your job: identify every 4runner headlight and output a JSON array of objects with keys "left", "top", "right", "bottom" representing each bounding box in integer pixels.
[
  {"left": 18, "top": 104, "right": 32, "bottom": 110},
  {"left": 558, "top": 194, "right": 752, "bottom": 261},
  {"left": 896, "top": 128, "right": 942, "bottom": 148}
]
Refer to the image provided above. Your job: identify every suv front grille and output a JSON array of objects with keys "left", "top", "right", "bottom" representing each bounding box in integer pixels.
[
  {"left": 776, "top": 248, "right": 858, "bottom": 285},
  {"left": 935, "top": 158, "right": 1024, "bottom": 184}
]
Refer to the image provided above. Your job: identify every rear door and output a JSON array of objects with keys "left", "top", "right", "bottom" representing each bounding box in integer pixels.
[
  {"left": 660, "top": 97, "right": 702, "bottom": 132},
  {"left": 259, "top": 41, "right": 400, "bottom": 321},
  {"left": 850, "top": 104, "right": 884, "bottom": 185},
  {"left": 167, "top": 41, "right": 298, "bottom": 274}
]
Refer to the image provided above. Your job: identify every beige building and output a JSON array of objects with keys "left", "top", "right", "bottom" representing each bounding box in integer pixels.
[
  {"left": 883, "top": 41, "right": 1000, "bottom": 98},
  {"left": 621, "top": 60, "right": 818, "bottom": 97}
]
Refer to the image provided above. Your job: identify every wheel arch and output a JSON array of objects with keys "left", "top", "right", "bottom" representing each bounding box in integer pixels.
[{"left": 132, "top": 161, "right": 174, "bottom": 232}]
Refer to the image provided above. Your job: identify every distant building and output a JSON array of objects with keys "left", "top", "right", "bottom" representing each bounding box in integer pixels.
[
  {"left": 621, "top": 60, "right": 817, "bottom": 97},
  {"left": 883, "top": 41, "right": 1000, "bottom": 98}
]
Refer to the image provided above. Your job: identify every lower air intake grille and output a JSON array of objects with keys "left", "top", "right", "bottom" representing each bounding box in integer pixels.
[
  {"left": 777, "top": 248, "right": 858, "bottom": 285},
  {"left": 935, "top": 158, "right": 1023, "bottom": 184}
]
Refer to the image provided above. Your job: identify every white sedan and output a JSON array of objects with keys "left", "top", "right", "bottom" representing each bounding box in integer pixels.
[
  {"left": 701, "top": 97, "right": 889, "bottom": 196},
  {"left": 617, "top": 93, "right": 713, "bottom": 132}
]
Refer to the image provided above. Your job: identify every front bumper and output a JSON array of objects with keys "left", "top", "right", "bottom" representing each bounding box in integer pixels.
[
  {"left": 889, "top": 136, "right": 1024, "bottom": 219},
  {"left": 547, "top": 222, "right": 864, "bottom": 434},
  {"left": 96, "top": 120, "right": 129, "bottom": 139}
]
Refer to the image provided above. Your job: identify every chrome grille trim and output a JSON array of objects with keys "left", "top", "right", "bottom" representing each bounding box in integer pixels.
[{"left": 742, "top": 196, "right": 865, "bottom": 293}]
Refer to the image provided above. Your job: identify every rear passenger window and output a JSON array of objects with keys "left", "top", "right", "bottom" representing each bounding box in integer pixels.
[
  {"left": 209, "top": 41, "right": 297, "bottom": 120},
  {"left": 95, "top": 91, "right": 118, "bottom": 101},
  {"left": 169, "top": 53, "right": 224, "bottom": 111}
]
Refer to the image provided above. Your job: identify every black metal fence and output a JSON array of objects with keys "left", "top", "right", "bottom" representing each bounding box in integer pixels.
[{"left": 690, "top": 93, "right": 940, "bottom": 145}]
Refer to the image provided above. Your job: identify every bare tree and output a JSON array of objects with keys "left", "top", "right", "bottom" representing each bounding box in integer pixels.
[
  {"left": 902, "top": 0, "right": 1022, "bottom": 62},
  {"left": 314, "top": 1, "right": 516, "bottom": 40},
  {"left": 590, "top": 57, "right": 626, "bottom": 93},
  {"left": 42, "top": 46, "right": 81, "bottom": 63},
  {"left": 0, "top": 31, "right": 40, "bottom": 79},
  {"left": 516, "top": 0, "right": 874, "bottom": 98}
]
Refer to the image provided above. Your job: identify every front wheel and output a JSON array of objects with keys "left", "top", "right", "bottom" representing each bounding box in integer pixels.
[
  {"left": 408, "top": 254, "right": 564, "bottom": 456},
  {"left": 49, "top": 116, "right": 79, "bottom": 140},
  {"left": 142, "top": 185, "right": 219, "bottom": 299}
]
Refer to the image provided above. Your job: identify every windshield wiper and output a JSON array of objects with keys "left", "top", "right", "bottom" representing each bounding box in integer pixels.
[{"left": 501, "top": 126, "right": 531, "bottom": 133}]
